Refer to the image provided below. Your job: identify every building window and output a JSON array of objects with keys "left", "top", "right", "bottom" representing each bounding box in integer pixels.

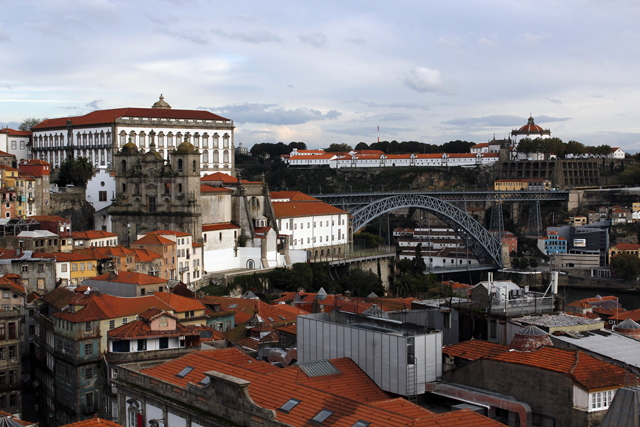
[
  {"left": 109, "top": 320, "right": 115, "bottom": 330},
  {"left": 85, "top": 322, "right": 91, "bottom": 332},
  {"left": 159, "top": 316, "right": 168, "bottom": 327},
  {"left": 99, "top": 191, "right": 107, "bottom": 202},
  {"left": 149, "top": 196, "right": 156, "bottom": 213},
  {"left": 8, "top": 347, "right": 14, "bottom": 359},
  {"left": 590, "top": 390, "right": 615, "bottom": 411},
  {"left": 85, "top": 366, "right": 93, "bottom": 380},
  {"left": 137, "top": 339, "right": 147, "bottom": 351},
  {"left": 72, "top": 263, "right": 78, "bottom": 272},
  {"left": 84, "top": 342, "right": 93, "bottom": 356},
  {"left": 85, "top": 392, "right": 94, "bottom": 409},
  {"left": 159, "top": 337, "right": 169, "bottom": 349},
  {"left": 8, "top": 323, "right": 15, "bottom": 340}
]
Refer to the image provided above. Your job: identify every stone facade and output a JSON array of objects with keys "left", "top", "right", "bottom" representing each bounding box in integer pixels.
[{"left": 110, "top": 140, "right": 202, "bottom": 245}]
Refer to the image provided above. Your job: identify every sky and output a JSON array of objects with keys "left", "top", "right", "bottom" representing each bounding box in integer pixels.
[{"left": 1, "top": 0, "right": 640, "bottom": 151}]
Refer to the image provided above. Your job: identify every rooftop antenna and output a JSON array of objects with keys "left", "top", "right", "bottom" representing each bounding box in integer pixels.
[{"left": 377, "top": 125, "right": 380, "bottom": 143}]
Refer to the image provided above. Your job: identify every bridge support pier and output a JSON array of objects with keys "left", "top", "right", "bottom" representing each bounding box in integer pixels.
[{"left": 527, "top": 200, "right": 543, "bottom": 236}]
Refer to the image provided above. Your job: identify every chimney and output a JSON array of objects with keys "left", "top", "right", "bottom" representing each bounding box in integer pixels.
[{"left": 108, "top": 270, "right": 117, "bottom": 281}]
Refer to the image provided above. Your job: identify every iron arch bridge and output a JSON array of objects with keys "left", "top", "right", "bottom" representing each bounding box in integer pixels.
[{"left": 350, "top": 194, "right": 503, "bottom": 268}]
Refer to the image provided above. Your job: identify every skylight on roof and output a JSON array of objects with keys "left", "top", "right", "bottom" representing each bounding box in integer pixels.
[
  {"left": 279, "top": 398, "right": 301, "bottom": 413},
  {"left": 312, "top": 409, "right": 334, "bottom": 424},
  {"left": 176, "top": 366, "right": 194, "bottom": 379},
  {"left": 352, "top": 421, "right": 371, "bottom": 427},
  {"left": 278, "top": 315, "right": 285, "bottom": 320},
  {"left": 268, "top": 317, "right": 274, "bottom": 322},
  {"left": 229, "top": 304, "right": 238, "bottom": 308},
  {"left": 198, "top": 376, "right": 211, "bottom": 386}
]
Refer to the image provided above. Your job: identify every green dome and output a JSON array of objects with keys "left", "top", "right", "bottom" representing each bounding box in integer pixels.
[
  {"left": 175, "top": 139, "right": 198, "bottom": 154},
  {"left": 121, "top": 138, "right": 139, "bottom": 155}
]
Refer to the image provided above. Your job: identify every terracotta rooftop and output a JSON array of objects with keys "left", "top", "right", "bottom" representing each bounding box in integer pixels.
[
  {"left": 89, "top": 271, "right": 167, "bottom": 285},
  {"left": 200, "top": 184, "right": 234, "bottom": 193},
  {"left": 488, "top": 346, "right": 632, "bottom": 391},
  {"left": 142, "top": 230, "right": 191, "bottom": 237},
  {"left": 272, "top": 201, "right": 347, "bottom": 218},
  {"left": 201, "top": 296, "right": 301, "bottom": 324},
  {"left": 611, "top": 243, "right": 640, "bottom": 251},
  {"left": 200, "top": 172, "right": 261, "bottom": 184},
  {"left": 269, "top": 191, "right": 320, "bottom": 202},
  {"left": 443, "top": 340, "right": 510, "bottom": 361},
  {"left": 0, "top": 275, "right": 26, "bottom": 295},
  {"left": 202, "top": 223, "right": 240, "bottom": 232},
  {"left": 139, "top": 348, "right": 504, "bottom": 427},
  {"left": 108, "top": 317, "right": 198, "bottom": 340},
  {"left": 71, "top": 230, "right": 118, "bottom": 239},
  {"left": 132, "top": 234, "right": 175, "bottom": 246},
  {"left": 153, "top": 292, "right": 206, "bottom": 313},
  {"left": 33, "top": 107, "right": 230, "bottom": 130},
  {"left": 61, "top": 415, "right": 123, "bottom": 426}
]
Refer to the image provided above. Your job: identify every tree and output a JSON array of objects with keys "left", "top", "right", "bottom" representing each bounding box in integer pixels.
[
  {"left": 529, "top": 257, "right": 539, "bottom": 269},
  {"left": 55, "top": 157, "right": 94, "bottom": 187},
  {"left": 325, "top": 143, "right": 353, "bottom": 152},
  {"left": 611, "top": 254, "right": 640, "bottom": 281},
  {"left": 342, "top": 268, "right": 384, "bottom": 297},
  {"left": 19, "top": 117, "right": 46, "bottom": 131},
  {"left": 412, "top": 243, "right": 427, "bottom": 273},
  {"left": 355, "top": 142, "right": 369, "bottom": 150},
  {"left": 392, "top": 272, "right": 416, "bottom": 298}
]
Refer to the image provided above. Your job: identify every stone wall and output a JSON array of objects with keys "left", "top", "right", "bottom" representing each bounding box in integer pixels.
[{"left": 50, "top": 188, "right": 96, "bottom": 232}]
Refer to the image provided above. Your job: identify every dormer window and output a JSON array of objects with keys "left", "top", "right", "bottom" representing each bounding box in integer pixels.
[{"left": 159, "top": 316, "right": 168, "bottom": 327}]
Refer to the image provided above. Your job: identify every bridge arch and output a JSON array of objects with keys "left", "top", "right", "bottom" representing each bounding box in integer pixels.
[{"left": 351, "top": 194, "right": 503, "bottom": 268}]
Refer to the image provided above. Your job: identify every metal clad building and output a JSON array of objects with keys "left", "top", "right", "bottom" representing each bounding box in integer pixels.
[{"left": 297, "top": 312, "right": 443, "bottom": 396}]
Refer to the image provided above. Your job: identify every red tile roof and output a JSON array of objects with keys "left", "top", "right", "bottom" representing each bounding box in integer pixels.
[
  {"left": 612, "top": 243, "right": 640, "bottom": 251},
  {"left": 200, "top": 172, "right": 260, "bottom": 184},
  {"left": 108, "top": 318, "right": 199, "bottom": 340},
  {"left": 61, "top": 415, "right": 123, "bottom": 427},
  {"left": 269, "top": 191, "right": 320, "bottom": 202},
  {"left": 0, "top": 275, "right": 26, "bottom": 295},
  {"left": 272, "top": 201, "right": 347, "bottom": 218},
  {"left": 153, "top": 292, "right": 206, "bottom": 313},
  {"left": 200, "top": 184, "right": 234, "bottom": 193},
  {"left": 133, "top": 235, "right": 175, "bottom": 246},
  {"left": 132, "top": 248, "right": 162, "bottom": 263},
  {"left": 488, "top": 346, "right": 632, "bottom": 391},
  {"left": 443, "top": 340, "right": 510, "bottom": 361},
  {"left": 89, "top": 271, "right": 167, "bottom": 285},
  {"left": 609, "top": 308, "right": 640, "bottom": 322},
  {"left": 142, "top": 230, "right": 190, "bottom": 237},
  {"left": 71, "top": 230, "right": 118, "bottom": 239},
  {"left": 28, "top": 215, "right": 70, "bottom": 222},
  {"left": 201, "top": 296, "right": 301, "bottom": 324},
  {"left": 139, "top": 348, "right": 504, "bottom": 427},
  {"left": 0, "top": 128, "right": 31, "bottom": 137},
  {"left": 33, "top": 108, "right": 230, "bottom": 130},
  {"left": 53, "top": 293, "right": 175, "bottom": 322},
  {"left": 202, "top": 223, "right": 240, "bottom": 232}
]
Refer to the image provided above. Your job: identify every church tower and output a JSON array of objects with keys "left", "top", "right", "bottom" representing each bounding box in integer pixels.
[{"left": 110, "top": 137, "right": 202, "bottom": 245}]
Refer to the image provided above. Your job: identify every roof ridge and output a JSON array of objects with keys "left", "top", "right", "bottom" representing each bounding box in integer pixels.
[{"left": 569, "top": 351, "right": 580, "bottom": 376}]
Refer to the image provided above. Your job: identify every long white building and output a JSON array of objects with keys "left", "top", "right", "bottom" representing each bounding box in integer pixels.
[
  {"left": 285, "top": 148, "right": 499, "bottom": 168},
  {"left": 30, "top": 95, "right": 235, "bottom": 177}
]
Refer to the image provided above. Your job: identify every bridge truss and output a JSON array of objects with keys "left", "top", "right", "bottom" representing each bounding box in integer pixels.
[{"left": 350, "top": 194, "right": 504, "bottom": 268}]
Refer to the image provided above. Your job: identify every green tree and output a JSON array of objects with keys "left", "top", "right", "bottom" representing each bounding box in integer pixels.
[
  {"left": 392, "top": 272, "right": 416, "bottom": 298},
  {"left": 611, "top": 254, "right": 640, "bottom": 281},
  {"left": 412, "top": 243, "right": 427, "bottom": 273},
  {"left": 529, "top": 257, "right": 539, "bottom": 269},
  {"left": 617, "top": 163, "right": 640, "bottom": 186},
  {"left": 355, "top": 142, "right": 369, "bottom": 150},
  {"left": 325, "top": 143, "right": 353, "bottom": 152},
  {"left": 353, "top": 232, "right": 384, "bottom": 249},
  {"left": 342, "top": 268, "right": 384, "bottom": 297},
  {"left": 55, "top": 157, "right": 94, "bottom": 187},
  {"left": 19, "top": 117, "right": 46, "bottom": 131}
]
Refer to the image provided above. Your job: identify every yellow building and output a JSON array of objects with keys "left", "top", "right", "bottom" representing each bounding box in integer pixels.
[
  {"left": 633, "top": 202, "right": 640, "bottom": 213},
  {"left": 573, "top": 216, "right": 587, "bottom": 227},
  {"left": 0, "top": 165, "right": 27, "bottom": 217},
  {"left": 609, "top": 243, "right": 640, "bottom": 261},
  {"left": 34, "top": 252, "right": 99, "bottom": 287},
  {"left": 494, "top": 178, "right": 551, "bottom": 191}
]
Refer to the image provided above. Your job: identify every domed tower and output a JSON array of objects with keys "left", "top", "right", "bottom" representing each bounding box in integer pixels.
[
  {"left": 511, "top": 115, "right": 551, "bottom": 145},
  {"left": 169, "top": 135, "right": 203, "bottom": 236},
  {"left": 510, "top": 325, "right": 553, "bottom": 351},
  {"left": 614, "top": 318, "right": 640, "bottom": 339}
]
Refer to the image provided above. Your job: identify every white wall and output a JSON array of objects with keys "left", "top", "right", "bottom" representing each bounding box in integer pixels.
[{"left": 86, "top": 168, "right": 116, "bottom": 213}]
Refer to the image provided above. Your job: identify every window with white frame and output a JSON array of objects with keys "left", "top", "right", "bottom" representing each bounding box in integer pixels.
[{"left": 590, "top": 390, "right": 615, "bottom": 411}]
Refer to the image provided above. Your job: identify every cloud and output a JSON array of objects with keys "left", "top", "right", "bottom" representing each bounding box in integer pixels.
[
  {"left": 402, "top": 67, "right": 446, "bottom": 93},
  {"left": 360, "top": 101, "right": 429, "bottom": 110},
  {"left": 299, "top": 32, "right": 328, "bottom": 48},
  {"left": 516, "top": 32, "right": 549, "bottom": 47},
  {"left": 546, "top": 98, "right": 562, "bottom": 104},
  {"left": 441, "top": 115, "right": 571, "bottom": 130},
  {"left": 202, "top": 103, "right": 342, "bottom": 125},
  {"left": 211, "top": 29, "right": 282, "bottom": 44},
  {"left": 0, "top": 29, "right": 9, "bottom": 42},
  {"left": 85, "top": 100, "right": 102, "bottom": 111},
  {"left": 437, "top": 36, "right": 461, "bottom": 47},
  {"left": 0, "top": 121, "right": 20, "bottom": 129},
  {"left": 325, "top": 126, "right": 417, "bottom": 137},
  {"left": 345, "top": 37, "right": 366, "bottom": 45},
  {"left": 0, "top": 84, "right": 11, "bottom": 89},
  {"left": 156, "top": 28, "right": 210, "bottom": 45},
  {"left": 478, "top": 37, "right": 497, "bottom": 46},
  {"left": 360, "top": 113, "right": 413, "bottom": 122}
]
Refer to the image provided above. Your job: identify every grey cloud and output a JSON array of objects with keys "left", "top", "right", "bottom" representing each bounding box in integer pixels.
[
  {"left": 144, "top": 13, "right": 174, "bottom": 25},
  {"left": 442, "top": 115, "right": 570, "bottom": 129},
  {"left": 299, "top": 32, "right": 328, "bottom": 48},
  {"left": 402, "top": 67, "right": 446, "bottom": 94},
  {"left": 361, "top": 113, "right": 413, "bottom": 122},
  {"left": 85, "top": 100, "right": 102, "bottom": 111},
  {"left": 361, "top": 101, "right": 429, "bottom": 111},
  {"left": 0, "top": 84, "right": 12, "bottom": 89},
  {"left": 546, "top": 98, "right": 562, "bottom": 104},
  {"left": 156, "top": 28, "right": 210, "bottom": 45},
  {"left": 345, "top": 37, "right": 366, "bottom": 45},
  {"left": 201, "top": 103, "right": 342, "bottom": 125},
  {"left": 0, "top": 29, "right": 9, "bottom": 42},
  {"left": 325, "top": 126, "right": 417, "bottom": 137},
  {"left": 211, "top": 29, "right": 282, "bottom": 44}
]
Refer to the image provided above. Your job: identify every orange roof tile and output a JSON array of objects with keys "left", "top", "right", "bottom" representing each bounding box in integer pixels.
[
  {"left": 142, "top": 230, "right": 190, "bottom": 237},
  {"left": 443, "top": 340, "right": 509, "bottom": 361},
  {"left": 53, "top": 294, "right": 175, "bottom": 322},
  {"left": 0, "top": 275, "right": 25, "bottom": 295},
  {"left": 61, "top": 415, "right": 123, "bottom": 427},
  {"left": 90, "top": 271, "right": 167, "bottom": 285},
  {"left": 202, "top": 223, "right": 240, "bottom": 232},
  {"left": 612, "top": 243, "right": 640, "bottom": 251},
  {"left": 133, "top": 234, "right": 175, "bottom": 246},
  {"left": 71, "top": 230, "right": 118, "bottom": 239},
  {"left": 139, "top": 348, "right": 504, "bottom": 427},
  {"left": 108, "top": 318, "right": 198, "bottom": 340},
  {"left": 200, "top": 184, "right": 234, "bottom": 193},
  {"left": 272, "top": 201, "right": 347, "bottom": 219},
  {"left": 33, "top": 108, "right": 229, "bottom": 129},
  {"left": 200, "top": 172, "right": 261, "bottom": 184},
  {"left": 488, "top": 346, "right": 632, "bottom": 391},
  {"left": 153, "top": 292, "right": 206, "bottom": 313},
  {"left": 201, "top": 296, "right": 301, "bottom": 324},
  {"left": 269, "top": 191, "right": 320, "bottom": 202}
]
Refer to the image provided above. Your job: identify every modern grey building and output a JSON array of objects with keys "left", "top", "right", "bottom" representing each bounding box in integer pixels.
[{"left": 297, "top": 311, "right": 443, "bottom": 397}]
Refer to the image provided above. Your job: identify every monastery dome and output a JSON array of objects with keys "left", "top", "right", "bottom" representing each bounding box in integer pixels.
[
  {"left": 175, "top": 138, "right": 198, "bottom": 154},
  {"left": 152, "top": 94, "right": 171, "bottom": 109},
  {"left": 518, "top": 116, "right": 545, "bottom": 133}
]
